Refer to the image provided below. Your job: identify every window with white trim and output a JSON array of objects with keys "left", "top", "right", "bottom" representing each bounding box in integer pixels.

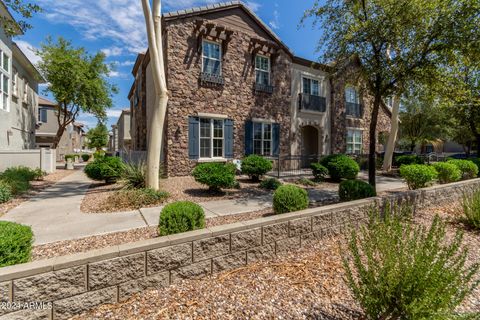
[
  {"left": 23, "top": 79, "right": 28, "bottom": 103},
  {"left": 302, "top": 77, "right": 319, "bottom": 96},
  {"left": 253, "top": 122, "right": 272, "bottom": 156},
  {"left": 200, "top": 118, "right": 224, "bottom": 158},
  {"left": 347, "top": 129, "right": 362, "bottom": 154},
  {"left": 38, "top": 108, "right": 47, "bottom": 123},
  {"left": 202, "top": 40, "right": 221, "bottom": 75},
  {"left": 255, "top": 55, "right": 270, "bottom": 85},
  {"left": 345, "top": 86, "right": 361, "bottom": 117},
  {"left": 0, "top": 50, "right": 10, "bottom": 111},
  {"left": 12, "top": 67, "right": 18, "bottom": 97}
]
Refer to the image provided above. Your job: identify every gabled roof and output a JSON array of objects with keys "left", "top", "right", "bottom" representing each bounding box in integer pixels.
[
  {"left": 163, "top": 1, "right": 294, "bottom": 57},
  {"left": 39, "top": 96, "right": 57, "bottom": 107},
  {"left": 13, "top": 42, "right": 45, "bottom": 83}
]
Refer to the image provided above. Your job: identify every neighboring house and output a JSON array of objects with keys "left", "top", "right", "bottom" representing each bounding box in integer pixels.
[
  {"left": 36, "top": 97, "right": 86, "bottom": 160},
  {"left": 129, "top": 1, "right": 391, "bottom": 177},
  {"left": 0, "top": 3, "right": 44, "bottom": 150},
  {"left": 117, "top": 109, "right": 131, "bottom": 151},
  {"left": 109, "top": 124, "right": 118, "bottom": 153}
]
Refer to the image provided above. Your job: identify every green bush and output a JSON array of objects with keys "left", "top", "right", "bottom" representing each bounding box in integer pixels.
[
  {"left": 342, "top": 205, "right": 480, "bottom": 320},
  {"left": 259, "top": 178, "right": 282, "bottom": 190},
  {"left": 296, "top": 177, "right": 316, "bottom": 186},
  {"left": 64, "top": 154, "right": 76, "bottom": 161},
  {"left": 107, "top": 188, "right": 169, "bottom": 209},
  {"left": 93, "top": 150, "right": 106, "bottom": 159},
  {"left": 1, "top": 166, "right": 37, "bottom": 182},
  {"left": 462, "top": 189, "right": 480, "bottom": 230},
  {"left": 432, "top": 162, "right": 461, "bottom": 184},
  {"left": 273, "top": 185, "right": 309, "bottom": 214},
  {"left": 121, "top": 162, "right": 164, "bottom": 189},
  {"left": 192, "top": 162, "right": 237, "bottom": 192},
  {"left": 32, "top": 168, "right": 46, "bottom": 181},
  {"left": 0, "top": 221, "right": 33, "bottom": 267},
  {"left": 468, "top": 158, "right": 480, "bottom": 177},
  {"left": 84, "top": 157, "right": 125, "bottom": 183},
  {"left": 447, "top": 159, "right": 479, "bottom": 180},
  {"left": 320, "top": 154, "right": 359, "bottom": 181},
  {"left": 159, "top": 201, "right": 205, "bottom": 236},
  {"left": 0, "top": 181, "right": 12, "bottom": 203},
  {"left": 339, "top": 180, "right": 376, "bottom": 201},
  {"left": 0, "top": 179, "right": 29, "bottom": 195},
  {"left": 241, "top": 155, "right": 273, "bottom": 181},
  {"left": 395, "top": 154, "right": 424, "bottom": 166},
  {"left": 310, "top": 163, "right": 329, "bottom": 181},
  {"left": 399, "top": 164, "right": 438, "bottom": 190},
  {"left": 81, "top": 154, "right": 91, "bottom": 162}
]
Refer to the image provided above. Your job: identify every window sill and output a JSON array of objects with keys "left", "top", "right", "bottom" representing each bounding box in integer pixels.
[
  {"left": 197, "top": 158, "right": 228, "bottom": 163},
  {"left": 299, "top": 109, "right": 326, "bottom": 115}
]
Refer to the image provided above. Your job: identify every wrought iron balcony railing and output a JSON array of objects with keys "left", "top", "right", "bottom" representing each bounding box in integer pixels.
[
  {"left": 298, "top": 93, "right": 327, "bottom": 112},
  {"left": 200, "top": 72, "right": 225, "bottom": 86},
  {"left": 254, "top": 83, "right": 274, "bottom": 94},
  {"left": 346, "top": 102, "right": 363, "bottom": 118}
]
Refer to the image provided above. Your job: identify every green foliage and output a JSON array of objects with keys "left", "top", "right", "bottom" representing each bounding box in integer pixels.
[
  {"left": 320, "top": 154, "right": 359, "bottom": 181},
  {"left": 339, "top": 180, "right": 376, "bottom": 201},
  {"left": 400, "top": 164, "right": 438, "bottom": 190},
  {"left": 86, "top": 123, "right": 109, "bottom": 150},
  {"left": 121, "top": 162, "right": 163, "bottom": 190},
  {"left": 81, "top": 154, "right": 91, "bottom": 162},
  {"left": 468, "top": 158, "right": 480, "bottom": 177},
  {"left": 159, "top": 201, "right": 205, "bottom": 236},
  {"left": 192, "top": 162, "right": 237, "bottom": 191},
  {"left": 0, "top": 166, "right": 43, "bottom": 195},
  {"left": 241, "top": 155, "right": 273, "bottom": 181},
  {"left": 296, "top": 177, "right": 316, "bottom": 187},
  {"left": 395, "top": 155, "right": 425, "bottom": 166},
  {"left": 0, "top": 221, "right": 33, "bottom": 267},
  {"left": 342, "top": 206, "right": 480, "bottom": 320},
  {"left": 448, "top": 159, "right": 479, "bottom": 180},
  {"left": 32, "top": 168, "right": 46, "bottom": 181},
  {"left": 0, "top": 181, "right": 12, "bottom": 203},
  {"left": 1, "top": 1, "right": 42, "bottom": 35},
  {"left": 462, "top": 190, "right": 480, "bottom": 230},
  {"left": 93, "top": 150, "right": 106, "bottom": 159},
  {"left": 84, "top": 157, "right": 125, "bottom": 183},
  {"left": 310, "top": 163, "right": 329, "bottom": 181},
  {"left": 432, "top": 162, "right": 462, "bottom": 184},
  {"left": 273, "top": 185, "right": 309, "bottom": 214},
  {"left": 259, "top": 178, "right": 282, "bottom": 190},
  {"left": 108, "top": 188, "right": 169, "bottom": 210},
  {"left": 64, "top": 154, "right": 76, "bottom": 161}
]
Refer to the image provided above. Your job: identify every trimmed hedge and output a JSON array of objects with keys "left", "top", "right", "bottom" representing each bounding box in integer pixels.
[
  {"left": 84, "top": 157, "right": 125, "bottom": 183},
  {"left": 259, "top": 177, "right": 282, "bottom": 190},
  {"left": 339, "top": 180, "right": 376, "bottom": 201},
  {"left": 395, "top": 154, "right": 424, "bottom": 166},
  {"left": 447, "top": 159, "right": 479, "bottom": 180},
  {"left": 432, "top": 162, "right": 461, "bottom": 184},
  {"left": 320, "top": 154, "right": 359, "bottom": 181},
  {"left": 310, "top": 163, "right": 329, "bottom": 181},
  {"left": 0, "top": 221, "right": 33, "bottom": 267},
  {"left": 0, "top": 181, "right": 12, "bottom": 203},
  {"left": 159, "top": 201, "right": 205, "bottom": 236},
  {"left": 399, "top": 164, "right": 438, "bottom": 190},
  {"left": 81, "top": 154, "right": 91, "bottom": 162},
  {"left": 241, "top": 155, "right": 273, "bottom": 181},
  {"left": 192, "top": 162, "right": 237, "bottom": 191},
  {"left": 273, "top": 185, "right": 309, "bottom": 214}
]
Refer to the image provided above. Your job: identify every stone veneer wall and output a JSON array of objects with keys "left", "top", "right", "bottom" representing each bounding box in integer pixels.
[
  {"left": 163, "top": 17, "right": 292, "bottom": 177},
  {"left": 1, "top": 178, "right": 480, "bottom": 320}
]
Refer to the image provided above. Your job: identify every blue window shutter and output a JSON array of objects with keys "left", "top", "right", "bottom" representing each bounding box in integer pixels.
[
  {"left": 188, "top": 116, "right": 199, "bottom": 159},
  {"left": 272, "top": 123, "right": 280, "bottom": 156},
  {"left": 244, "top": 121, "right": 253, "bottom": 155},
  {"left": 224, "top": 119, "right": 234, "bottom": 158}
]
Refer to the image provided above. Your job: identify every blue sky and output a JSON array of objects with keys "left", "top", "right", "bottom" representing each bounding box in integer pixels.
[{"left": 13, "top": 0, "right": 323, "bottom": 129}]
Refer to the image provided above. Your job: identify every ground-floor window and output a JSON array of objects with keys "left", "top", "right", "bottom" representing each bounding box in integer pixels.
[
  {"left": 188, "top": 116, "right": 234, "bottom": 160},
  {"left": 253, "top": 122, "right": 272, "bottom": 156},
  {"left": 200, "top": 118, "right": 224, "bottom": 158},
  {"left": 347, "top": 129, "right": 362, "bottom": 154}
]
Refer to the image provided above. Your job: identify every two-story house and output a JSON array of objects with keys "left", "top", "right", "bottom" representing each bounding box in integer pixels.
[
  {"left": 129, "top": 1, "right": 391, "bottom": 177},
  {"left": 0, "top": 3, "right": 44, "bottom": 150}
]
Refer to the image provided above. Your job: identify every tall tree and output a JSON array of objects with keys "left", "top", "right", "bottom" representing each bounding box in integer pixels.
[
  {"left": 86, "top": 123, "right": 109, "bottom": 151},
  {"left": 304, "top": 0, "right": 479, "bottom": 191},
  {"left": 37, "top": 37, "right": 117, "bottom": 149},
  {"left": 141, "top": 0, "right": 168, "bottom": 190},
  {"left": 1, "top": 0, "right": 41, "bottom": 35}
]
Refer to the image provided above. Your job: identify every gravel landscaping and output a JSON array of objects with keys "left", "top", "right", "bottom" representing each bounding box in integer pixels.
[{"left": 0, "top": 168, "right": 77, "bottom": 216}]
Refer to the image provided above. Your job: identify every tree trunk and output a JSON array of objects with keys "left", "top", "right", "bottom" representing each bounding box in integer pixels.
[
  {"left": 52, "top": 124, "right": 67, "bottom": 149},
  {"left": 382, "top": 95, "right": 401, "bottom": 172},
  {"left": 142, "top": 0, "right": 169, "bottom": 190},
  {"left": 369, "top": 94, "right": 381, "bottom": 191},
  {"left": 410, "top": 142, "right": 416, "bottom": 152}
]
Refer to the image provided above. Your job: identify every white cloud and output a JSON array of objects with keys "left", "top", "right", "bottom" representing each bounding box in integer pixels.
[
  {"left": 111, "top": 60, "right": 135, "bottom": 67},
  {"left": 101, "top": 47, "right": 124, "bottom": 57},
  {"left": 245, "top": 1, "right": 261, "bottom": 12},
  {"left": 15, "top": 40, "right": 42, "bottom": 65},
  {"left": 269, "top": 5, "right": 280, "bottom": 30},
  {"left": 106, "top": 109, "right": 123, "bottom": 118},
  {"left": 107, "top": 70, "right": 129, "bottom": 79}
]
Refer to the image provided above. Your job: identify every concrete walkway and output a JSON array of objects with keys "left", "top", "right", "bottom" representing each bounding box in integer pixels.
[{"left": 1, "top": 170, "right": 406, "bottom": 245}]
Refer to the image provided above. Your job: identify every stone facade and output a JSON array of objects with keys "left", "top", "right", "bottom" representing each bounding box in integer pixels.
[
  {"left": 1, "top": 178, "right": 479, "bottom": 320},
  {"left": 129, "top": 53, "right": 148, "bottom": 152}
]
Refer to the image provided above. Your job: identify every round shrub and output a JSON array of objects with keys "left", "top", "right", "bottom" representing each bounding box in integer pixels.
[
  {"left": 93, "top": 150, "right": 106, "bottom": 159},
  {"left": 192, "top": 162, "right": 237, "bottom": 191},
  {"left": 1, "top": 166, "right": 37, "bottom": 182},
  {"left": 65, "top": 154, "right": 76, "bottom": 161},
  {"left": 0, "top": 181, "right": 12, "bottom": 203},
  {"left": 320, "top": 154, "right": 359, "bottom": 181},
  {"left": 310, "top": 163, "right": 329, "bottom": 181},
  {"left": 259, "top": 177, "right": 282, "bottom": 190},
  {"left": 81, "top": 154, "right": 91, "bottom": 162},
  {"left": 447, "top": 159, "right": 479, "bottom": 180},
  {"left": 395, "top": 154, "right": 424, "bottom": 166},
  {"left": 399, "top": 164, "right": 438, "bottom": 190},
  {"left": 241, "top": 155, "right": 273, "bottom": 181},
  {"left": 432, "top": 162, "right": 461, "bottom": 184},
  {"left": 0, "top": 221, "right": 33, "bottom": 267},
  {"left": 84, "top": 157, "right": 125, "bottom": 183},
  {"left": 273, "top": 185, "right": 309, "bottom": 214},
  {"left": 339, "top": 180, "right": 376, "bottom": 201},
  {"left": 159, "top": 201, "right": 205, "bottom": 236},
  {"left": 468, "top": 158, "right": 480, "bottom": 177}
]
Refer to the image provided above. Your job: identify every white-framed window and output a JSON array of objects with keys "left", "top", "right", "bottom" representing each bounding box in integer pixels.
[
  {"left": 38, "top": 108, "right": 47, "bottom": 123},
  {"left": 255, "top": 55, "right": 270, "bottom": 85},
  {"left": 202, "top": 40, "right": 221, "bottom": 75},
  {"left": 12, "top": 67, "right": 18, "bottom": 97},
  {"left": 23, "top": 79, "right": 29, "bottom": 103},
  {"left": 199, "top": 118, "right": 224, "bottom": 158},
  {"left": 347, "top": 129, "right": 363, "bottom": 154},
  {"left": 253, "top": 122, "right": 272, "bottom": 156},
  {"left": 302, "top": 77, "right": 320, "bottom": 96},
  {"left": 0, "top": 50, "right": 10, "bottom": 111},
  {"left": 345, "top": 86, "right": 361, "bottom": 117}
]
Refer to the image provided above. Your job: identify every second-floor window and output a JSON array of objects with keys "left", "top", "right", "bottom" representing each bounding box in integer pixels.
[
  {"left": 23, "top": 79, "right": 29, "bottom": 104},
  {"left": 255, "top": 55, "right": 270, "bottom": 85},
  {"left": 345, "top": 86, "right": 361, "bottom": 117},
  {"left": 0, "top": 50, "right": 10, "bottom": 111},
  {"left": 12, "top": 68, "right": 18, "bottom": 97},
  {"left": 303, "top": 77, "right": 319, "bottom": 96},
  {"left": 202, "top": 40, "right": 221, "bottom": 75},
  {"left": 38, "top": 108, "right": 47, "bottom": 123}
]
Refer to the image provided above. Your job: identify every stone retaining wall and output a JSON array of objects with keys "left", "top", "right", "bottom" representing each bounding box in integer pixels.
[{"left": 1, "top": 178, "right": 480, "bottom": 320}]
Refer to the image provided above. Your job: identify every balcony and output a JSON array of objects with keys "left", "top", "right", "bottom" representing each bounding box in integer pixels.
[
  {"left": 200, "top": 72, "right": 225, "bottom": 86},
  {"left": 298, "top": 93, "right": 326, "bottom": 112},
  {"left": 254, "top": 83, "right": 274, "bottom": 94},
  {"left": 346, "top": 102, "right": 363, "bottom": 118}
]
